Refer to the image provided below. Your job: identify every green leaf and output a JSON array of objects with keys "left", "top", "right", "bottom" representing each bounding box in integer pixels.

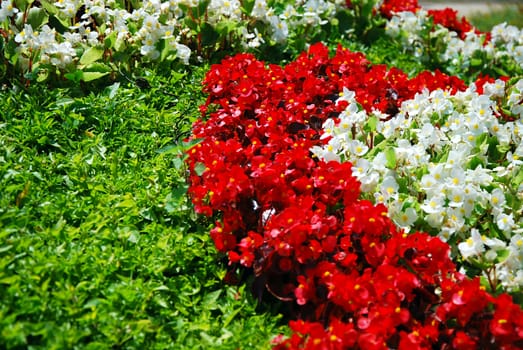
[
  {"left": 241, "top": 0, "right": 255, "bottom": 15},
  {"left": 201, "top": 22, "right": 219, "bottom": 47},
  {"left": 81, "top": 71, "right": 110, "bottom": 82},
  {"left": 512, "top": 167, "right": 523, "bottom": 188},
  {"left": 27, "top": 7, "right": 49, "bottom": 29},
  {"left": 105, "top": 82, "right": 120, "bottom": 99},
  {"left": 197, "top": 0, "right": 210, "bottom": 17},
  {"left": 184, "top": 17, "right": 199, "bottom": 31},
  {"left": 194, "top": 162, "right": 206, "bottom": 176},
  {"left": 104, "top": 31, "right": 117, "bottom": 50},
  {"left": 64, "top": 70, "right": 83, "bottom": 83},
  {"left": 47, "top": 14, "right": 70, "bottom": 34},
  {"left": 80, "top": 47, "right": 105, "bottom": 66},
  {"left": 470, "top": 58, "right": 483, "bottom": 67},
  {"left": 364, "top": 115, "right": 378, "bottom": 132},
  {"left": 384, "top": 147, "right": 396, "bottom": 169}
]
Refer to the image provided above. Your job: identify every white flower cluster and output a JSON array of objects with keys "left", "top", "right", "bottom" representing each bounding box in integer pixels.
[
  {"left": 249, "top": 0, "right": 337, "bottom": 45},
  {"left": 311, "top": 79, "right": 523, "bottom": 290},
  {"left": 385, "top": 10, "right": 523, "bottom": 71},
  {"left": 2, "top": 0, "right": 343, "bottom": 71}
]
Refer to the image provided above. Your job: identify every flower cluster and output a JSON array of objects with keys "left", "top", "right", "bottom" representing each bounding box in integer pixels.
[
  {"left": 4, "top": 0, "right": 518, "bottom": 85},
  {"left": 0, "top": 0, "right": 344, "bottom": 81},
  {"left": 186, "top": 43, "right": 523, "bottom": 348},
  {"left": 312, "top": 78, "right": 523, "bottom": 291},
  {"left": 385, "top": 5, "right": 523, "bottom": 77}
]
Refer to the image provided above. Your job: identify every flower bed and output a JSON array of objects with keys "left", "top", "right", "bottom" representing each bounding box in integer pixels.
[{"left": 186, "top": 42, "right": 523, "bottom": 348}]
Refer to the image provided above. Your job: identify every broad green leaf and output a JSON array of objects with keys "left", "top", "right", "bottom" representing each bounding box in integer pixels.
[
  {"left": 27, "top": 7, "right": 49, "bottom": 29},
  {"left": 80, "top": 47, "right": 105, "bottom": 66},
  {"left": 470, "top": 58, "right": 483, "bottom": 67},
  {"left": 105, "top": 82, "right": 120, "bottom": 99},
  {"left": 40, "top": 0, "right": 59, "bottom": 15}
]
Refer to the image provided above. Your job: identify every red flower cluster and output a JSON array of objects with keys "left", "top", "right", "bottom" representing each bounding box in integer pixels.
[
  {"left": 427, "top": 8, "right": 482, "bottom": 40},
  {"left": 379, "top": 0, "right": 420, "bottom": 18},
  {"left": 378, "top": 0, "right": 486, "bottom": 40},
  {"left": 186, "top": 43, "right": 523, "bottom": 349}
]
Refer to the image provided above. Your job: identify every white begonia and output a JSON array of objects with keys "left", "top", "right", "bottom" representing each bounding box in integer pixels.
[
  {"left": 242, "top": 28, "right": 264, "bottom": 49},
  {"left": 359, "top": 171, "right": 380, "bottom": 193},
  {"left": 47, "top": 41, "right": 76, "bottom": 68},
  {"left": 268, "top": 15, "right": 289, "bottom": 43},
  {"left": 209, "top": 0, "right": 241, "bottom": 20},
  {"left": 175, "top": 42, "right": 191, "bottom": 64},
  {"left": 394, "top": 207, "right": 417, "bottom": 229},
  {"left": 251, "top": 0, "right": 269, "bottom": 19},
  {"left": 421, "top": 194, "right": 445, "bottom": 215},
  {"left": 483, "top": 79, "right": 506, "bottom": 98},
  {"left": 496, "top": 212, "right": 515, "bottom": 234},
  {"left": 313, "top": 80, "right": 523, "bottom": 286},
  {"left": 458, "top": 228, "right": 485, "bottom": 259},
  {"left": 490, "top": 188, "right": 506, "bottom": 212},
  {"left": 509, "top": 234, "right": 523, "bottom": 255},
  {"left": 140, "top": 35, "right": 160, "bottom": 59},
  {"left": 380, "top": 175, "right": 399, "bottom": 201},
  {"left": 349, "top": 139, "right": 368, "bottom": 157},
  {"left": 337, "top": 87, "right": 356, "bottom": 104},
  {"left": 371, "top": 152, "right": 388, "bottom": 173},
  {"left": 351, "top": 158, "right": 370, "bottom": 179},
  {"left": 447, "top": 187, "right": 464, "bottom": 208},
  {"left": 15, "top": 24, "right": 36, "bottom": 45},
  {"left": 0, "top": 0, "right": 18, "bottom": 21}
]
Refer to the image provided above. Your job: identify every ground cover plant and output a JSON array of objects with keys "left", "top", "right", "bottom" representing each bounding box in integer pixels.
[
  {"left": 0, "top": 71, "right": 288, "bottom": 349},
  {"left": 1, "top": 0, "right": 523, "bottom": 349}
]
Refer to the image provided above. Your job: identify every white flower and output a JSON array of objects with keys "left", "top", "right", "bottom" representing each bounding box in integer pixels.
[
  {"left": 0, "top": 0, "right": 18, "bottom": 21},
  {"left": 175, "top": 42, "right": 191, "bottom": 64},
  {"left": 379, "top": 175, "right": 399, "bottom": 201},
  {"left": 496, "top": 212, "right": 515, "bottom": 233},
  {"left": 351, "top": 158, "right": 370, "bottom": 179},
  {"left": 490, "top": 188, "right": 506, "bottom": 211},
  {"left": 394, "top": 207, "right": 417, "bottom": 228},
  {"left": 47, "top": 41, "right": 76, "bottom": 68},
  {"left": 421, "top": 194, "right": 445, "bottom": 214},
  {"left": 483, "top": 79, "right": 506, "bottom": 98},
  {"left": 268, "top": 15, "right": 288, "bottom": 43},
  {"left": 458, "top": 229, "right": 485, "bottom": 259},
  {"left": 349, "top": 139, "right": 368, "bottom": 157}
]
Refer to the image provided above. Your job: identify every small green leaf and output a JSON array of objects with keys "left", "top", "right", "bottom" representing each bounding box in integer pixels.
[
  {"left": 364, "top": 115, "right": 378, "bottom": 132},
  {"left": 64, "top": 70, "right": 83, "bottom": 83},
  {"left": 384, "top": 147, "right": 396, "bottom": 169},
  {"left": 81, "top": 71, "right": 110, "bottom": 82},
  {"left": 157, "top": 144, "right": 181, "bottom": 155},
  {"left": 104, "top": 31, "right": 117, "bottom": 49},
  {"left": 194, "top": 162, "right": 206, "bottom": 176},
  {"left": 241, "top": 0, "right": 255, "bottom": 15},
  {"left": 470, "top": 58, "right": 483, "bottom": 67},
  {"left": 80, "top": 47, "right": 105, "bottom": 66}
]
